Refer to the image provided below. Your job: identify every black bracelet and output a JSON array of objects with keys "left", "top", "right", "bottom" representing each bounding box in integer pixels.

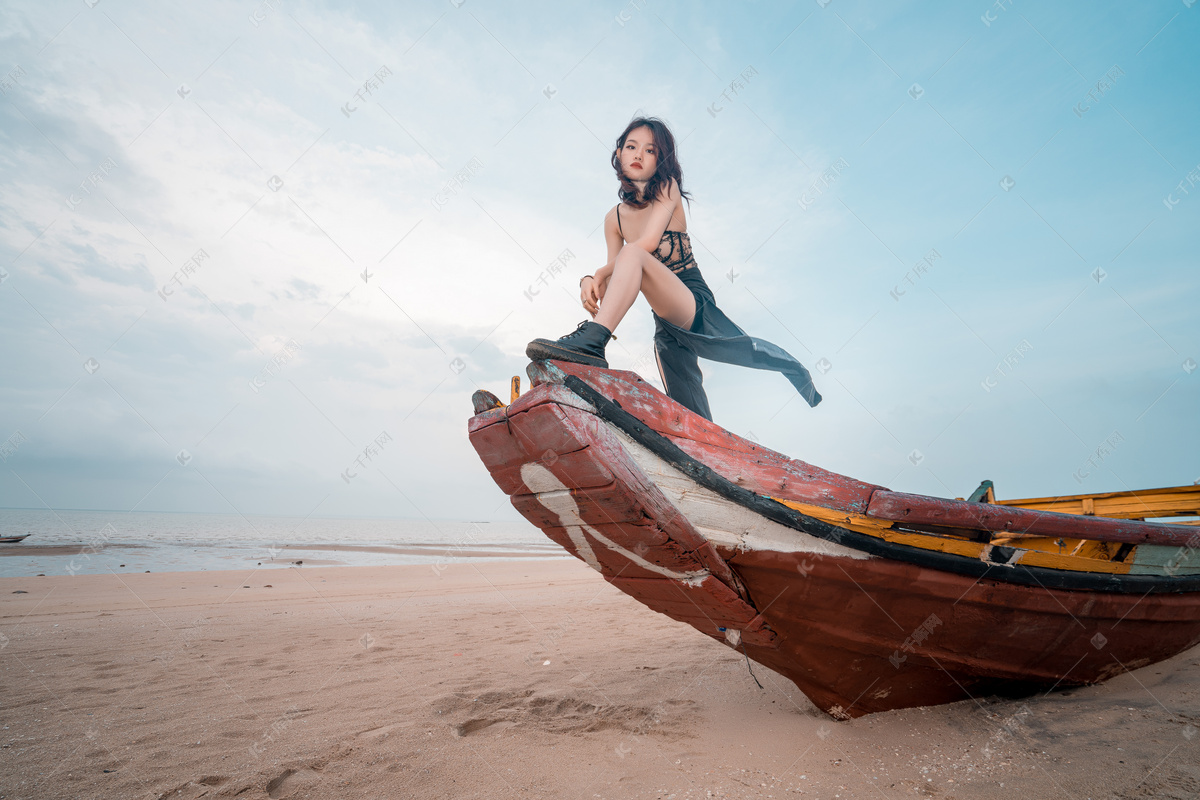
[{"left": 579, "top": 275, "right": 593, "bottom": 286}]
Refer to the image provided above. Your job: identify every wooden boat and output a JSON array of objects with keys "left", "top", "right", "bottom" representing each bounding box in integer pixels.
[
  {"left": 468, "top": 360, "right": 1200, "bottom": 719},
  {"left": 0, "top": 534, "right": 30, "bottom": 544}
]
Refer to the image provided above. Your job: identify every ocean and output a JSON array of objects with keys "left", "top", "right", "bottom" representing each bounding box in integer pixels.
[{"left": 0, "top": 508, "right": 563, "bottom": 578}]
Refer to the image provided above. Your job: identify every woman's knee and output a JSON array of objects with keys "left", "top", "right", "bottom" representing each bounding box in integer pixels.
[{"left": 616, "top": 243, "right": 647, "bottom": 265}]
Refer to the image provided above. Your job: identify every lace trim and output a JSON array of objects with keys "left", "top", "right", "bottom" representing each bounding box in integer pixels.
[{"left": 655, "top": 230, "right": 697, "bottom": 274}]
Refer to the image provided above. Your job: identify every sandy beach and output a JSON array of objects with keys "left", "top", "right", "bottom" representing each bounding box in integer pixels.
[{"left": 4, "top": 560, "right": 1200, "bottom": 799}]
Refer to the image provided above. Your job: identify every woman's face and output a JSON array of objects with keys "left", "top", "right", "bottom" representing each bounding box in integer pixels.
[{"left": 619, "top": 126, "right": 657, "bottom": 181}]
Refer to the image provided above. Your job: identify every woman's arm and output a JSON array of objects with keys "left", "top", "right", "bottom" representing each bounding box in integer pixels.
[{"left": 581, "top": 207, "right": 624, "bottom": 316}]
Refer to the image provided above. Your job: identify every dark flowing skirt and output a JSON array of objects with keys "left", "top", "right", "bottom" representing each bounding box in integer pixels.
[{"left": 652, "top": 270, "right": 822, "bottom": 421}]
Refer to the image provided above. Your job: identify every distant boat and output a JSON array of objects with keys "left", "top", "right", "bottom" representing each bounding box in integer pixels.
[
  {"left": 468, "top": 360, "right": 1200, "bottom": 719},
  {"left": 0, "top": 534, "right": 31, "bottom": 544}
]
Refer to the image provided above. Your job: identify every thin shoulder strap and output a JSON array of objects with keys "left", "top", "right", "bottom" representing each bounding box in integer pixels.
[{"left": 616, "top": 205, "right": 623, "bottom": 237}]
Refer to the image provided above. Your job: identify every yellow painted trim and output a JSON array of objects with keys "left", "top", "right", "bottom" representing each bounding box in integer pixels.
[{"left": 769, "top": 496, "right": 1134, "bottom": 576}]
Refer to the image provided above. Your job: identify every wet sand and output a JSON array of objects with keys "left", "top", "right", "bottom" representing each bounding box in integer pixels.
[{"left": 3, "top": 560, "right": 1200, "bottom": 799}]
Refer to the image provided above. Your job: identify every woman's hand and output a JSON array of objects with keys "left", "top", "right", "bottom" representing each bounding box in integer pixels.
[{"left": 580, "top": 275, "right": 600, "bottom": 316}]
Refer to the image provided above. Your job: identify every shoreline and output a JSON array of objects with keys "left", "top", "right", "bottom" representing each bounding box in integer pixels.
[{"left": 4, "top": 562, "right": 1199, "bottom": 799}]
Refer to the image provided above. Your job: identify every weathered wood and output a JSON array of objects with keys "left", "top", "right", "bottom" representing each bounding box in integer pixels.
[
  {"left": 548, "top": 403, "right": 748, "bottom": 595},
  {"left": 488, "top": 446, "right": 614, "bottom": 496},
  {"left": 542, "top": 524, "right": 699, "bottom": 571},
  {"left": 867, "top": 490, "right": 1199, "bottom": 547},
  {"left": 608, "top": 575, "right": 777, "bottom": 647},
  {"left": 474, "top": 361, "right": 1200, "bottom": 718},
  {"left": 999, "top": 484, "right": 1200, "bottom": 520},
  {"left": 511, "top": 482, "right": 657, "bottom": 529},
  {"left": 530, "top": 360, "right": 882, "bottom": 512},
  {"left": 671, "top": 436, "right": 878, "bottom": 514}
]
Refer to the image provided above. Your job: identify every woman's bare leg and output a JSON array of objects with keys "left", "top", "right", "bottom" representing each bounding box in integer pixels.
[{"left": 594, "top": 243, "right": 695, "bottom": 332}]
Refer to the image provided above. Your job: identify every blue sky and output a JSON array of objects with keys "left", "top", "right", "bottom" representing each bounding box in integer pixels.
[{"left": 1, "top": 0, "right": 1197, "bottom": 524}]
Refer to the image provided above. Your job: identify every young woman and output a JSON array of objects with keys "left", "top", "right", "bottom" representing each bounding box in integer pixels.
[{"left": 526, "top": 116, "right": 822, "bottom": 422}]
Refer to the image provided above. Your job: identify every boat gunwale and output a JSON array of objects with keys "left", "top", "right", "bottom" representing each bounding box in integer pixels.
[{"left": 555, "top": 371, "right": 1200, "bottom": 595}]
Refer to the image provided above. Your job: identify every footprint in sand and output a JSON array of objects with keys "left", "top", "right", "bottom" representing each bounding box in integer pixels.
[{"left": 266, "top": 767, "right": 322, "bottom": 799}]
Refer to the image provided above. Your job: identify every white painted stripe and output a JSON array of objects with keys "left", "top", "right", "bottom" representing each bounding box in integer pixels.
[
  {"left": 518, "top": 462, "right": 709, "bottom": 583},
  {"left": 609, "top": 428, "right": 869, "bottom": 560}
]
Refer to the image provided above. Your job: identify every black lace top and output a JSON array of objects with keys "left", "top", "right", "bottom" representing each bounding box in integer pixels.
[{"left": 616, "top": 206, "right": 697, "bottom": 274}]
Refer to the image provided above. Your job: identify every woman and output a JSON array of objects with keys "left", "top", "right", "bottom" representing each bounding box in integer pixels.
[{"left": 526, "top": 116, "right": 821, "bottom": 422}]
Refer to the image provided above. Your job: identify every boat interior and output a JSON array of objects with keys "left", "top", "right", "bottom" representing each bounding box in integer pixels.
[{"left": 771, "top": 481, "right": 1200, "bottom": 575}]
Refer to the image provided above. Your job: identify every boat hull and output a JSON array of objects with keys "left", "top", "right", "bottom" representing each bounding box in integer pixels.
[
  {"left": 730, "top": 548, "right": 1200, "bottom": 716},
  {"left": 468, "top": 362, "right": 1200, "bottom": 718}
]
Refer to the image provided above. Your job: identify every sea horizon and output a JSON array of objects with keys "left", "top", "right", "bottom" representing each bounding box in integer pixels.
[{"left": 0, "top": 508, "right": 560, "bottom": 578}]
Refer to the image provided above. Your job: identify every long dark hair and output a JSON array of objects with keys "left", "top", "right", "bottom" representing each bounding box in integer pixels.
[{"left": 611, "top": 116, "right": 692, "bottom": 209}]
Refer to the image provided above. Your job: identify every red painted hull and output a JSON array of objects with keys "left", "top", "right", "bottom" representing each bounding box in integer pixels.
[{"left": 467, "top": 361, "right": 1200, "bottom": 718}]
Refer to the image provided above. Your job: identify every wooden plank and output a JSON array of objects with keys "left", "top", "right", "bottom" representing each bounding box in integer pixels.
[
  {"left": 608, "top": 575, "right": 777, "bottom": 647},
  {"left": 510, "top": 482, "right": 656, "bottom": 529},
  {"left": 670, "top": 437, "right": 879, "bottom": 514},
  {"left": 550, "top": 403, "right": 747, "bottom": 593},
  {"left": 487, "top": 446, "right": 614, "bottom": 496},
  {"left": 542, "top": 524, "right": 698, "bottom": 572},
  {"left": 998, "top": 485, "right": 1200, "bottom": 519},
  {"left": 866, "top": 489, "right": 1200, "bottom": 548}
]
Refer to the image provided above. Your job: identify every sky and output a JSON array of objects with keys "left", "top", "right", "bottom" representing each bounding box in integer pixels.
[{"left": 1, "top": 0, "right": 1197, "bottom": 527}]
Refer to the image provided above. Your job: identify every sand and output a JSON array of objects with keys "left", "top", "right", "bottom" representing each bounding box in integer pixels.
[{"left": 3, "top": 560, "right": 1200, "bottom": 800}]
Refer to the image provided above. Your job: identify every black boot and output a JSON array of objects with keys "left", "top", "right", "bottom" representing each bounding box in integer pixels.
[{"left": 526, "top": 321, "right": 613, "bottom": 368}]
